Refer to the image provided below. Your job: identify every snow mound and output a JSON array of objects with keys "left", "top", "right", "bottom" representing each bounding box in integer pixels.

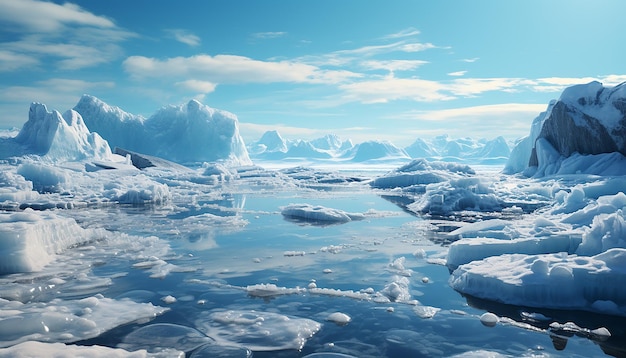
[
  {"left": 506, "top": 81, "right": 626, "bottom": 176},
  {"left": 74, "top": 95, "right": 251, "bottom": 165},
  {"left": 0, "top": 209, "right": 107, "bottom": 273},
  {"left": 1, "top": 103, "right": 112, "bottom": 162}
]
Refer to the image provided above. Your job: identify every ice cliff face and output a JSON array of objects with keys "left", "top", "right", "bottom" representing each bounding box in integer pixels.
[
  {"left": 74, "top": 95, "right": 252, "bottom": 166},
  {"left": 506, "top": 81, "right": 626, "bottom": 176},
  {"left": 8, "top": 103, "right": 112, "bottom": 161}
]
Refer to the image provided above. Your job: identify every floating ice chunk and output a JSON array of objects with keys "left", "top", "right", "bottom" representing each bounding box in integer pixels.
[
  {"left": 381, "top": 276, "right": 412, "bottom": 302},
  {"left": 413, "top": 305, "right": 440, "bottom": 319},
  {"left": 0, "top": 209, "right": 106, "bottom": 274},
  {"left": 245, "top": 283, "right": 305, "bottom": 298},
  {"left": 195, "top": 309, "right": 321, "bottom": 351},
  {"left": 480, "top": 312, "right": 499, "bottom": 327},
  {"left": 161, "top": 295, "right": 177, "bottom": 304},
  {"left": 281, "top": 203, "right": 365, "bottom": 224},
  {"left": 0, "top": 341, "right": 181, "bottom": 358},
  {"left": 0, "top": 295, "right": 167, "bottom": 347},
  {"left": 326, "top": 312, "right": 351, "bottom": 325},
  {"left": 118, "top": 323, "right": 213, "bottom": 354},
  {"left": 549, "top": 321, "right": 611, "bottom": 341},
  {"left": 449, "top": 249, "right": 626, "bottom": 315}
]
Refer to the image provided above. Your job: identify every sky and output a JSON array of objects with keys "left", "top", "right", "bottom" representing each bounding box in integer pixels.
[{"left": 1, "top": 0, "right": 626, "bottom": 147}]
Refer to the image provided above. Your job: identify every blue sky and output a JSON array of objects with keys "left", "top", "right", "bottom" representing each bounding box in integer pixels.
[{"left": 1, "top": 0, "right": 625, "bottom": 146}]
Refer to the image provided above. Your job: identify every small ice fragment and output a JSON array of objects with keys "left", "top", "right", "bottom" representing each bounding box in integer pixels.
[
  {"left": 421, "top": 277, "right": 430, "bottom": 284},
  {"left": 323, "top": 269, "right": 333, "bottom": 274},
  {"left": 326, "top": 312, "right": 351, "bottom": 325},
  {"left": 386, "top": 307, "right": 395, "bottom": 313},
  {"left": 591, "top": 327, "right": 611, "bottom": 339},
  {"left": 413, "top": 305, "right": 440, "bottom": 319},
  {"left": 308, "top": 282, "right": 317, "bottom": 289},
  {"left": 480, "top": 312, "right": 499, "bottom": 327},
  {"left": 413, "top": 249, "right": 427, "bottom": 259},
  {"left": 284, "top": 251, "right": 305, "bottom": 257},
  {"left": 161, "top": 295, "right": 177, "bottom": 304},
  {"left": 253, "top": 258, "right": 261, "bottom": 263}
]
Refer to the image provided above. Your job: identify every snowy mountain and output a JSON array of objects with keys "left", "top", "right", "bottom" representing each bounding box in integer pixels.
[
  {"left": 403, "top": 135, "right": 510, "bottom": 163},
  {"left": 74, "top": 95, "right": 251, "bottom": 166},
  {"left": 344, "top": 140, "right": 411, "bottom": 162},
  {"left": 248, "top": 131, "right": 353, "bottom": 160},
  {"left": 0, "top": 102, "right": 112, "bottom": 161},
  {"left": 505, "top": 81, "right": 626, "bottom": 176}
]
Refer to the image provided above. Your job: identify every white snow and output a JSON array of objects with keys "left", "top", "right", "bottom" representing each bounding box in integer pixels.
[{"left": 0, "top": 341, "right": 179, "bottom": 358}]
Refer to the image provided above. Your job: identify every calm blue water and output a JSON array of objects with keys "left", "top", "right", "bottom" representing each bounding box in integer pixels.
[{"left": 6, "top": 168, "right": 625, "bottom": 357}]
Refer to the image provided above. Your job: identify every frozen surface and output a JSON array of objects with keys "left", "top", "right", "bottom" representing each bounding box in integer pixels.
[
  {"left": 0, "top": 294, "right": 167, "bottom": 347},
  {"left": 195, "top": 309, "right": 321, "bottom": 351}
]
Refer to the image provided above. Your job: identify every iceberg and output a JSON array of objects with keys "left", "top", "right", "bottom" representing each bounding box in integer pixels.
[
  {"left": 506, "top": 81, "right": 626, "bottom": 176},
  {"left": 74, "top": 95, "right": 251, "bottom": 166},
  {"left": 1, "top": 103, "right": 112, "bottom": 162}
]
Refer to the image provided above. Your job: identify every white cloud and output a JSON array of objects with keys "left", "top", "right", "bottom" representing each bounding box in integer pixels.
[
  {"left": 383, "top": 27, "right": 421, "bottom": 39},
  {"left": 361, "top": 60, "right": 428, "bottom": 72},
  {"left": 401, "top": 103, "right": 548, "bottom": 122},
  {"left": 0, "top": 0, "right": 134, "bottom": 71},
  {"left": 447, "top": 71, "right": 467, "bottom": 77},
  {"left": 0, "top": 0, "right": 114, "bottom": 32},
  {"left": 339, "top": 77, "right": 453, "bottom": 104},
  {"left": 462, "top": 57, "right": 480, "bottom": 63},
  {"left": 0, "top": 50, "right": 39, "bottom": 71},
  {"left": 123, "top": 54, "right": 361, "bottom": 85},
  {"left": 165, "top": 29, "right": 201, "bottom": 47},
  {"left": 175, "top": 79, "right": 217, "bottom": 93},
  {"left": 400, "top": 42, "right": 437, "bottom": 52},
  {"left": 252, "top": 31, "right": 287, "bottom": 39}
]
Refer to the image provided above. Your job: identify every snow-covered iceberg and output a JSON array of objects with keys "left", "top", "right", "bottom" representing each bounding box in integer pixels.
[
  {"left": 74, "top": 95, "right": 251, "bottom": 166},
  {"left": 0, "top": 103, "right": 112, "bottom": 162},
  {"left": 505, "top": 81, "right": 626, "bottom": 176}
]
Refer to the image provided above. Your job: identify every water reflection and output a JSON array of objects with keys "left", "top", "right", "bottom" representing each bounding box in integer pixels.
[{"left": 461, "top": 294, "right": 626, "bottom": 357}]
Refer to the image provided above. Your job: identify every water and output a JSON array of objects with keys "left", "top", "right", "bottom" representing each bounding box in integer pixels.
[{"left": 1, "top": 169, "right": 624, "bottom": 357}]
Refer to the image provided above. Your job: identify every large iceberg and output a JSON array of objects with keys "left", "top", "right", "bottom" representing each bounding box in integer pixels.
[
  {"left": 505, "top": 81, "right": 626, "bottom": 176},
  {"left": 74, "top": 95, "right": 252, "bottom": 166},
  {"left": 0, "top": 103, "right": 112, "bottom": 162}
]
